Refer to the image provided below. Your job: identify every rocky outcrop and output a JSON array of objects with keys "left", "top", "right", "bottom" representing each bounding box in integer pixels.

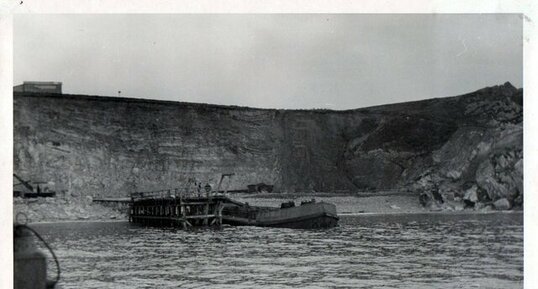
[
  {"left": 14, "top": 82, "right": 523, "bottom": 210},
  {"left": 400, "top": 83, "right": 523, "bottom": 210}
]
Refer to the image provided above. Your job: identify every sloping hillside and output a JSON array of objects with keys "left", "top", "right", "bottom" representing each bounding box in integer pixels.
[{"left": 340, "top": 82, "right": 522, "bottom": 209}]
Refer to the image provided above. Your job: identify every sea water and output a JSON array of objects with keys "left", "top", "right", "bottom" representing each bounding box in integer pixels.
[{"left": 31, "top": 212, "right": 523, "bottom": 289}]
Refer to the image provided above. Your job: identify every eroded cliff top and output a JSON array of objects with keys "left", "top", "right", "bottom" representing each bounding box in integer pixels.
[{"left": 14, "top": 81, "right": 522, "bottom": 114}]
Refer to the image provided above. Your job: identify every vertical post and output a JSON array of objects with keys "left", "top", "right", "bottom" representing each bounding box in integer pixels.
[
  {"left": 160, "top": 200, "right": 163, "bottom": 226},
  {"left": 215, "top": 202, "right": 222, "bottom": 227},
  {"left": 180, "top": 191, "right": 187, "bottom": 229},
  {"left": 173, "top": 195, "right": 177, "bottom": 227},
  {"left": 203, "top": 190, "right": 210, "bottom": 226}
]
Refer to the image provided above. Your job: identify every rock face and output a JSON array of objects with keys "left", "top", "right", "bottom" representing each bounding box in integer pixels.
[
  {"left": 399, "top": 83, "right": 523, "bottom": 209},
  {"left": 14, "top": 94, "right": 358, "bottom": 196},
  {"left": 14, "top": 82, "right": 523, "bottom": 209}
]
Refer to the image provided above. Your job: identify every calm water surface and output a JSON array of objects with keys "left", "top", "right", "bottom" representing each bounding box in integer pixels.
[{"left": 32, "top": 213, "right": 523, "bottom": 289}]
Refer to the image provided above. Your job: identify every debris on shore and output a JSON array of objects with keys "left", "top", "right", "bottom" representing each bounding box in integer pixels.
[{"left": 13, "top": 195, "right": 127, "bottom": 223}]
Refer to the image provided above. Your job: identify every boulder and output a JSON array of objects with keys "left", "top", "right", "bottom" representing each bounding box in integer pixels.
[
  {"left": 513, "top": 158, "right": 523, "bottom": 195},
  {"left": 475, "top": 202, "right": 485, "bottom": 210},
  {"left": 513, "top": 191, "right": 523, "bottom": 208},
  {"left": 419, "top": 192, "right": 432, "bottom": 207},
  {"left": 446, "top": 170, "right": 462, "bottom": 181},
  {"left": 496, "top": 154, "right": 509, "bottom": 169},
  {"left": 438, "top": 182, "right": 461, "bottom": 201},
  {"left": 463, "top": 185, "right": 479, "bottom": 203},
  {"left": 480, "top": 204, "right": 494, "bottom": 212},
  {"left": 419, "top": 189, "right": 446, "bottom": 210},
  {"left": 476, "top": 159, "right": 511, "bottom": 200},
  {"left": 493, "top": 198, "right": 511, "bottom": 210},
  {"left": 432, "top": 188, "right": 444, "bottom": 204},
  {"left": 441, "top": 203, "right": 455, "bottom": 211}
]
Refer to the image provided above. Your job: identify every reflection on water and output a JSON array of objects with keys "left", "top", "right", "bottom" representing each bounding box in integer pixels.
[{"left": 32, "top": 213, "right": 523, "bottom": 289}]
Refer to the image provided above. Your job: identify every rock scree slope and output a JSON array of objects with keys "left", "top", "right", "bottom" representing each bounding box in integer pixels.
[{"left": 14, "top": 82, "right": 522, "bottom": 209}]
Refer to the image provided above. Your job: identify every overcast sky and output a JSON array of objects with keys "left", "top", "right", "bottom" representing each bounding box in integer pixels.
[{"left": 14, "top": 14, "right": 522, "bottom": 109}]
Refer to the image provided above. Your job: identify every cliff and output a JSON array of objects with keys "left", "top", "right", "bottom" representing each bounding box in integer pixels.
[{"left": 13, "top": 82, "right": 523, "bottom": 209}]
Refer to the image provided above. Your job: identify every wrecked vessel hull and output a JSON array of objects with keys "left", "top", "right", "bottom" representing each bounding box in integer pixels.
[{"left": 222, "top": 201, "right": 339, "bottom": 229}]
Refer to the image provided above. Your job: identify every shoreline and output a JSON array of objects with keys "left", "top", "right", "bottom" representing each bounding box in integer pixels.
[
  {"left": 14, "top": 192, "right": 522, "bottom": 225},
  {"left": 25, "top": 219, "right": 128, "bottom": 226},
  {"left": 233, "top": 191, "right": 416, "bottom": 199},
  {"left": 338, "top": 210, "right": 523, "bottom": 217},
  {"left": 23, "top": 210, "right": 523, "bottom": 226}
]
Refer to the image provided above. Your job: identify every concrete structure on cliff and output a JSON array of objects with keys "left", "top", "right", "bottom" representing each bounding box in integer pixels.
[
  {"left": 13, "top": 83, "right": 523, "bottom": 207},
  {"left": 14, "top": 81, "right": 62, "bottom": 94}
]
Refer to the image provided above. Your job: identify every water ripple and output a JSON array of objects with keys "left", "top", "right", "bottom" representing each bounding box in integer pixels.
[{"left": 31, "top": 212, "right": 523, "bottom": 289}]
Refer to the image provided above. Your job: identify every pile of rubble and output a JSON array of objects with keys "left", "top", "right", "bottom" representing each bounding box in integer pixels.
[
  {"left": 415, "top": 146, "right": 523, "bottom": 212},
  {"left": 13, "top": 195, "right": 127, "bottom": 223}
]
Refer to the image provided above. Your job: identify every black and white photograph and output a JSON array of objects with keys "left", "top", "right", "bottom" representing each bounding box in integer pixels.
[{"left": 6, "top": 6, "right": 531, "bottom": 289}]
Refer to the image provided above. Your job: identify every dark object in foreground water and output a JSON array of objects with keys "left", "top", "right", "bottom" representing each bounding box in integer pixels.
[{"left": 14, "top": 213, "right": 61, "bottom": 289}]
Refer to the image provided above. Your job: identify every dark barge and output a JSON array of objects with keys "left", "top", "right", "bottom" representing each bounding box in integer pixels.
[
  {"left": 220, "top": 199, "right": 338, "bottom": 229},
  {"left": 128, "top": 175, "right": 338, "bottom": 229}
]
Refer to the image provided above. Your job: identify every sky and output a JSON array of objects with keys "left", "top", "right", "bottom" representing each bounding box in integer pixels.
[{"left": 14, "top": 14, "right": 523, "bottom": 110}]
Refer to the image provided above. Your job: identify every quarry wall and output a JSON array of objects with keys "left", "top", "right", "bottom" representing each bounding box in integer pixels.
[
  {"left": 14, "top": 82, "right": 523, "bottom": 206},
  {"left": 14, "top": 93, "right": 359, "bottom": 197}
]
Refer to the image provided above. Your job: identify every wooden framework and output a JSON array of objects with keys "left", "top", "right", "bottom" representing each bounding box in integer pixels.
[
  {"left": 129, "top": 174, "right": 234, "bottom": 228},
  {"left": 129, "top": 195, "right": 227, "bottom": 228}
]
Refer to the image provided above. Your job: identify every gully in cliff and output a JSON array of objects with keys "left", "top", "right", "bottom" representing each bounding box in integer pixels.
[{"left": 129, "top": 174, "right": 339, "bottom": 229}]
